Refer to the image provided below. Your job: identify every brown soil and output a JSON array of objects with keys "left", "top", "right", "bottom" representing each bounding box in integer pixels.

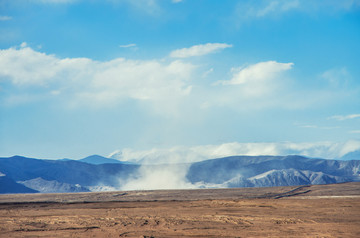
[{"left": 0, "top": 182, "right": 359, "bottom": 237}]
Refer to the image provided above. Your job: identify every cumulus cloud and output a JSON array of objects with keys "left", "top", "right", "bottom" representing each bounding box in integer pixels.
[
  {"left": 0, "top": 43, "right": 195, "bottom": 111},
  {"left": 216, "top": 61, "right": 293, "bottom": 98},
  {"left": 0, "top": 43, "right": 92, "bottom": 86},
  {"left": 170, "top": 43, "right": 232, "bottom": 58},
  {"left": 0, "top": 43, "right": 355, "bottom": 122},
  {"left": 0, "top": 43, "right": 304, "bottom": 115},
  {"left": 221, "top": 61, "right": 293, "bottom": 85}
]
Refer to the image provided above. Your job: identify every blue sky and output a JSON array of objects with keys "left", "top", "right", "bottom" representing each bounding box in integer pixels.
[{"left": 0, "top": 0, "right": 360, "bottom": 160}]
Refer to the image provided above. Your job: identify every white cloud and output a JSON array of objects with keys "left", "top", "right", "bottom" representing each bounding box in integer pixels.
[
  {"left": 303, "top": 125, "right": 340, "bottom": 130},
  {"left": 349, "top": 130, "right": 360, "bottom": 134},
  {"left": 0, "top": 44, "right": 355, "bottom": 121},
  {"left": 202, "top": 68, "right": 214, "bottom": 78},
  {"left": 0, "top": 44, "right": 92, "bottom": 86},
  {"left": 255, "top": 0, "right": 299, "bottom": 17},
  {"left": 83, "top": 59, "right": 194, "bottom": 108},
  {"left": 2, "top": 43, "right": 301, "bottom": 117},
  {"left": 221, "top": 61, "right": 293, "bottom": 85},
  {"left": 300, "top": 125, "right": 318, "bottom": 129},
  {"left": 0, "top": 16, "right": 12, "bottom": 21},
  {"left": 234, "top": 0, "right": 360, "bottom": 24},
  {"left": 170, "top": 43, "right": 232, "bottom": 58},
  {"left": 119, "top": 43, "right": 137, "bottom": 48},
  {"left": 31, "top": 0, "right": 77, "bottom": 3},
  {"left": 294, "top": 122, "right": 342, "bottom": 130},
  {"left": 329, "top": 114, "right": 360, "bottom": 121},
  {"left": 302, "top": 0, "right": 360, "bottom": 11},
  {"left": 235, "top": 0, "right": 300, "bottom": 21},
  {"left": 113, "top": 0, "right": 161, "bottom": 15},
  {"left": 0, "top": 44, "right": 195, "bottom": 112},
  {"left": 172, "top": 0, "right": 183, "bottom": 3},
  {"left": 321, "top": 67, "right": 350, "bottom": 88},
  {"left": 110, "top": 140, "right": 360, "bottom": 164},
  {"left": 205, "top": 61, "right": 340, "bottom": 112},
  {"left": 216, "top": 61, "right": 293, "bottom": 98}
]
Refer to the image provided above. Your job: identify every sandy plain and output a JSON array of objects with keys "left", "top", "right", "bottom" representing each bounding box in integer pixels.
[{"left": 0, "top": 182, "right": 359, "bottom": 237}]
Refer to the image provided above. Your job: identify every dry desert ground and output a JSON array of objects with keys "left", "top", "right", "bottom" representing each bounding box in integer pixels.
[{"left": 0, "top": 182, "right": 359, "bottom": 237}]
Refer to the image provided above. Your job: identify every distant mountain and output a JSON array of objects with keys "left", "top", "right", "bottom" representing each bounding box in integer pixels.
[
  {"left": 0, "top": 155, "right": 359, "bottom": 194},
  {"left": 18, "top": 177, "right": 90, "bottom": 193},
  {"left": 0, "top": 156, "right": 140, "bottom": 193},
  {"left": 186, "top": 155, "right": 360, "bottom": 187},
  {"left": 78, "top": 155, "right": 123, "bottom": 165},
  {"left": 58, "top": 158, "right": 72, "bottom": 161},
  {"left": 223, "top": 169, "right": 348, "bottom": 188},
  {"left": 0, "top": 172, "right": 38, "bottom": 194},
  {"left": 340, "top": 150, "right": 360, "bottom": 160}
]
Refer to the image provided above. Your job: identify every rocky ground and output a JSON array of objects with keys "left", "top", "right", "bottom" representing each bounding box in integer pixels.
[{"left": 0, "top": 182, "right": 359, "bottom": 237}]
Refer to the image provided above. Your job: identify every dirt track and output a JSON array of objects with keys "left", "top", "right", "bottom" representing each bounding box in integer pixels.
[{"left": 0, "top": 182, "right": 359, "bottom": 237}]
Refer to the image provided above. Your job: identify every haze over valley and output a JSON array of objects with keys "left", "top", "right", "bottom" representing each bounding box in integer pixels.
[{"left": 1, "top": 141, "right": 360, "bottom": 193}]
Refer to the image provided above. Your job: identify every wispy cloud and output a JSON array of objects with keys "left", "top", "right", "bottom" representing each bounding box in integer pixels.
[
  {"left": 0, "top": 16, "right": 12, "bottom": 21},
  {"left": 254, "top": 0, "right": 299, "bottom": 18},
  {"left": 170, "top": 43, "right": 232, "bottom": 58},
  {"left": 300, "top": 125, "right": 318, "bottom": 129},
  {"left": 110, "top": 140, "right": 360, "bottom": 163},
  {"left": 119, "top": 43, "right": 137, "bottom": 48},
  {"left": 112, "top": 0, "right": 162, "bottom": 16},
  {"left": 329, "top": 114, "right": 360, "bottom": 121},
  {"left": 321, "top": 67, "right": 350, "bottom": 88},
  {"left": 235, "top": 0, "right": 300, "bottom": 21},
  {"left": 294, "top": 122, "right": 341, "bottom": 130},
  {"left": 349, "top": 130, "right": 360, "bottom": 134},
  {"left": 31, "top": 0, "right": 78, "bottom": 3},
  {"left": 202, "top": 68, "right": 214, "bottom": 78},
  {"left": 234, "top": 0, "right": 360, "bottom": 25}
]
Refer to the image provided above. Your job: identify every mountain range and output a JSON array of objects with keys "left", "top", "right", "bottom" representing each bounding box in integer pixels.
[
  {"left": 0, "top": 154, "right": 359, "bottom": 194},
  {"left": 186, "top": 155, "right": 359, "bottom": 188}
]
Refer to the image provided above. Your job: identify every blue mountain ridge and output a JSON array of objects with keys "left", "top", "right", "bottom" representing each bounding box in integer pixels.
[
  {"left": 0, "top": 155, "right": 359, "bottom": 194},
  {"left": 0, "top": 156, "right": 140, "bottom": 194},
  {"left": 78, "top": 155, "right": 136, "bottom": 165}
]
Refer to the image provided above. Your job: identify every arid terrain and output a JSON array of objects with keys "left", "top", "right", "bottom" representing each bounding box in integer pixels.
[{"left": 0, "top": 182, "right": 359, "bottom": 237}]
